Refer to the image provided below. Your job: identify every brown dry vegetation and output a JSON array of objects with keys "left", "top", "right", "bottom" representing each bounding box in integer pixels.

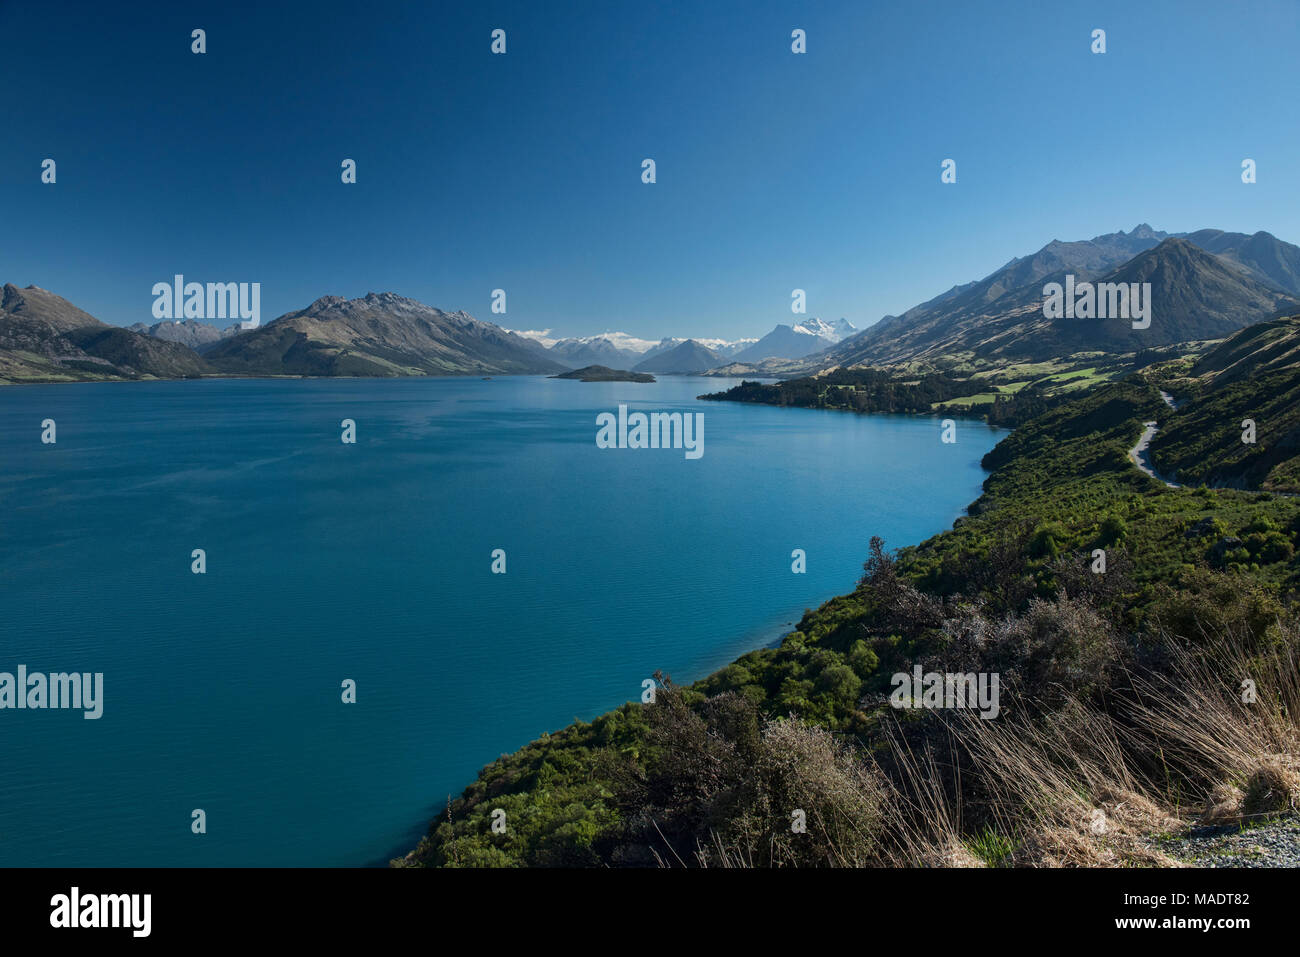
[{"left": 687, "top": 620, "right": 1300, "bottom": 868}]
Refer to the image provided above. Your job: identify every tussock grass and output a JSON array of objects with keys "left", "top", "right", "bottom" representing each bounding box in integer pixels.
[{"left": 698, "top": 623, "right": 1300, "bottom": 867}]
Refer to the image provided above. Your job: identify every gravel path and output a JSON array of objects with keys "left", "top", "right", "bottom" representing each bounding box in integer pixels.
[
  {"left": 1127, "top": 389, "right": 1298, "bottom": 499},
  {"left": 1160, "top": 816, "right": 1300, "bottom": 867},
  {"left": 1129, "top": 421, "right": 1182, "bottom": 488},
  {"left": 1127, "top": 391, "right": 1182, "bottom": 488}
]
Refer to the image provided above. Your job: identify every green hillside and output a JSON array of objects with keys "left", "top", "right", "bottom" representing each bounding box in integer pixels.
[
  {"left": 1150, "top": 315, "right": 1300, "bottom": 492},
  {"left": 398, "top": 363, "right": 1300, "bottom": 868}
]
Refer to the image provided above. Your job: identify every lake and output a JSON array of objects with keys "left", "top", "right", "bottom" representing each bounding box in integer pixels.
[{"left": 0, "top": 375, "right": 1005, "bottom": 865}]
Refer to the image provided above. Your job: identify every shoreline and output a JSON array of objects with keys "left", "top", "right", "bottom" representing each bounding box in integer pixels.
[
  {"left": 389, "top": 402, "right": 999, "bottom": 866},
  {"left": 2, "top": 370, "right": 1002, "bottom": 865}
]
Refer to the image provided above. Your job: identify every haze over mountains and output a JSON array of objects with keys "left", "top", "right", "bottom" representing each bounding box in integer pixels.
[
  {"left": 732, "top": 317, "right": 856, "bottom": 363},
  {"left": 513, "top": 318, "right": 855, "bottom": 373},
  {"left": 545, "top": 334, "right": 651, "bottom": 369},
  {"left": 531, "top": 331, "right": 757, "bottom": 371},
  {"left": 632, "top": 339, "right": 726, "bottom": 374},
  {"left": 5, "top": 225, "right": 1300, "bottom": 385},
  {"left": 127, "top": 318, "right": 240, "bottom": 353}
]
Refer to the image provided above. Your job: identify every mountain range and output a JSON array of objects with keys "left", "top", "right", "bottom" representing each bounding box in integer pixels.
[
  {"left": 817, "top": 226, "right": 1300, "bottom": 370},
  {"left": 632, "top": 339, "right": 725, "bottom": 374},
  {"left": 0, "top": 283, "right": 210, "bottom": 383},
  {"left": 533, "top": 319, "right": 856, "bottom": 374},
  {"left": 0, "top": 288, "right": 568, "bottom": 383},
  {"left": 732, "top": 317, "right": 856, "bottom": 363},
  {"left": 201, "top": 292, "right": 565, "bottom": 377},
  {"left": 127, "top": 318, "right": 240, "bottom": 353},
  {"left": 6, "top": 225, "right": 1300, "bottom": 385},
  {"left": 545, "top": 334, "right": 647, "bottom": 369}
]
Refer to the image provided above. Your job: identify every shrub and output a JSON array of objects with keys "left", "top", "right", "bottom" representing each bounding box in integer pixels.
[
  {"left": 1244, "top": 515, "right": 1279, "bottom": 535},
  {"left": 991, "top": 596, "right": 1120, "bottom": 702},
  {"left": 731, "top": 718, "right": 890, "bottom": 867},
  {"left": 1256, "top": 531, "right": 1294, "bottom": 564},
  {"left": 1241, "top": 761, "right": 1300, "bottom": 820},
  {"left": 848, "top": 639, "right": 880, "bottom": 679},
  {"left": 1029, "top": 522, "right": 1071, "bottom": 559},
  {"left": 1097, "top": 514, "right": 1128, "bottom": 547}
]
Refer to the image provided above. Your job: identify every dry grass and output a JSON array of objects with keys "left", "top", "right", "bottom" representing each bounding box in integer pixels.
[
  {"left": 698, "top": 623, "right": 1300, "bottom": 867},
  {"left": 885, "top": 701, "right": 1182, "bottom": 867},
  {"left": 1122, "top": 625, "right": 1300, "bottom": 827}
]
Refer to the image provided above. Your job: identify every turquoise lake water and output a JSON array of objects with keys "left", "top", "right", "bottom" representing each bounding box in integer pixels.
[{"left": 0, "top": 376, "right": 1005, "bottom": 865}]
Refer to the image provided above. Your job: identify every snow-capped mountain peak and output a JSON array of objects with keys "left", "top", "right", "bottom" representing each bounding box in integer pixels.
[
  {"left": 793, "top": 317, "right": 833, "bottom": 338},
  {"left": 793, "top": 317, "right": 856, "bottom": 343}
]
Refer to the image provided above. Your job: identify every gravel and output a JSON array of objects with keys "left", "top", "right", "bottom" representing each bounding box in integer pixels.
[{"left": 1160, "top": 815, "right": 1300, "bottom": 867}]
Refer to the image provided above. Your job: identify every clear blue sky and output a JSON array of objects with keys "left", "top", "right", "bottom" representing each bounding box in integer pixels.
[{"left": 3, "top": 0, "right": 1297, "bottom": 339}]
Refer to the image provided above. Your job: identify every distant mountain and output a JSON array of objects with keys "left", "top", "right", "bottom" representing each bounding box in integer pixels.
[
  {"left": 791, "top": 318, "right": 832, "bottom": 340},
  {"left": 983, "top": 224, "right": 1169, "bottom": 297},
  {"left": 536, "top": 332, "right": 753, "bottom": 369},
  {"left": 829, "top": 318, "right": 857, "bottom": 340},
  {"left": 634, "top": 336, "right": 752, "bottom": 363},
  {"left": 1, "top": 283, "right": 104, "bottom": 331},
  {"left": 1, "top": 283, "right": 210, "bottom": 383},
  {"left": 635, "top": 338, "right": 685, "bottom": 363},
  {"left": 598, "top": 332, "right": 661, "bottom": 354},
  {"left": 128, "top": 318, "right": 239, "bottom": 353},
  {"left": 1073, "top": 238, "right": 1300, "bottom": 348},
  {"left": 711, "top": 338, "right": 758, "bottom": 358},
  {"left": 827, "top": 225, "right": 1173, "bottom": 367},
  {"left": 547, "top": 334, "right": 643, "bottom": 369},
  {"left": 204, "top": 292, "right": 567, "bottom": 377},
  {"left": 733, "top": 322, "right": 837, "bottom": 363},
  {"left": 632, "top": 339, "right": 723, "bottom": 374},
  {"left": 790, "top": 317, "right": 856, "bottom": 342},
  {"left": 824, "top": 229, "right": 1300, "bottom": 367},
  {"left": 1174, "top": 229, "right": 1300, "bottom": 295},
  {"left": 970, "top": 238, "right": 1299, "bottom": 361},
  {"left": 515, "top": 329, "right": 659, "bottom": 354}
]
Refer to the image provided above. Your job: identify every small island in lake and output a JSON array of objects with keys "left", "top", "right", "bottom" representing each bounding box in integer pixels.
[{"left": 550, "top": 365, "right": 655, "bottom": 383}]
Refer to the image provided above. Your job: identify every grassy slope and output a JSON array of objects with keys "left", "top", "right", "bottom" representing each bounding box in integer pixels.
[
  {"left": 1143, "top": 318, "right": 1300, "bottom": 494},
  {"left": 1152, "top": 370, "right": 1300, "bottom": 491}
]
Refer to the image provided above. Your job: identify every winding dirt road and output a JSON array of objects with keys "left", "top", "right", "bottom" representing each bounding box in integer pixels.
[{"left": 1128, "top": 391, "right": 1181, "bottom": 488}]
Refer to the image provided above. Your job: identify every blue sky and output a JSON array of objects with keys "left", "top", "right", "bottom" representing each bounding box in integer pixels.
[{"left": 3, "top": 0, "right": 1297, "bottom": 340}]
